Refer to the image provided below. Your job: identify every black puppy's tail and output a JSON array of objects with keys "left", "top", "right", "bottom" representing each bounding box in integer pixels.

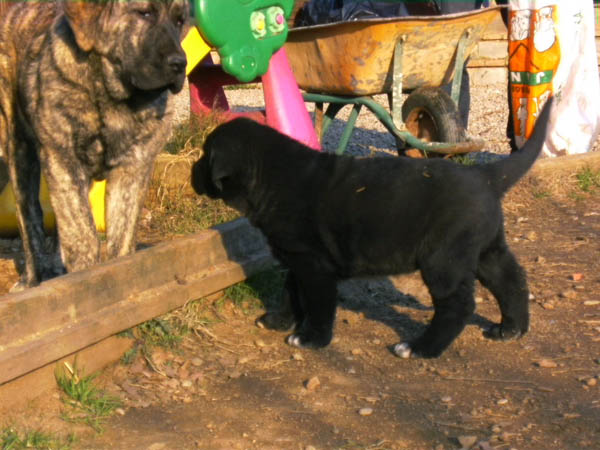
[{"left": 485, "top": 97, "right": 553, "bottom": 195}]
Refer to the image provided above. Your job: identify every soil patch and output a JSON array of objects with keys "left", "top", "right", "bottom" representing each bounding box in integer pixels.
[{"left": 1, "top": 160, "right": 599, "bottom": 449}]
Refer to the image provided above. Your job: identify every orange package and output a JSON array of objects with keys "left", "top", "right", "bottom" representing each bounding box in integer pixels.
[{"left": 508, "top": 5, "right": 559, "bottom": 147}]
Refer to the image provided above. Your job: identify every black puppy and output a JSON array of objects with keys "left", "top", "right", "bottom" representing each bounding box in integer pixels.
[{"left": 192, "top": 100, "right": 551, "bottom": 358}]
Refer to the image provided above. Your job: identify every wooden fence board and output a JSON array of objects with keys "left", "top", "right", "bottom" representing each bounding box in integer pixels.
[{"left": 0, "top": 218, "right": 274, "bottom": 387}]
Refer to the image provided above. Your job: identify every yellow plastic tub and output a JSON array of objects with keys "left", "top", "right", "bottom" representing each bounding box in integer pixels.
[{"left": 0, "top": 177, "right": 106, "bottom": 238}]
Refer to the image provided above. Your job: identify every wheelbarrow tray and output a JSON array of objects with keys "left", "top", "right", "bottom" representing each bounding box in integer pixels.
[{"left": 285, "top": 7, "right": 502, "bottom": 96}]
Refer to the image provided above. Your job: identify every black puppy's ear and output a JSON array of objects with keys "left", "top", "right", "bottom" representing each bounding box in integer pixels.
[{"left": 209, "top": 149, "right": 233, "bottom": 193}]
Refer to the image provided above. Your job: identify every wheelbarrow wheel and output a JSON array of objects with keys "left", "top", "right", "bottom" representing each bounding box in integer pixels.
[{"left": 398, "top": 87, "right": 466, "bottom": 157}]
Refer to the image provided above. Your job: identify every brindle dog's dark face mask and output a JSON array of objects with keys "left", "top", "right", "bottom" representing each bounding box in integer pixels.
[{"left": 66, "top": 0, "right": 189, "bottom": 94}]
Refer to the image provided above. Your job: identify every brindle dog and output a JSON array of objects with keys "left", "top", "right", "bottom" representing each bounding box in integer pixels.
[{"left": 0, "top": 1, "right": 188, "bottom": 288}]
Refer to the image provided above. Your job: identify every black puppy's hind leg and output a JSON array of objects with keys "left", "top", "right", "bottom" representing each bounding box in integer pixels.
[
  {"left": 256, "top": 271, "right": 301, "bottom": 332},
  {"left": 286, "top": 271, "right": 337, "bottom": 349},
  {"left": 477, "top": 241, "right": 529, "bottom": 341},
  {"left": 395, "top": 274, "right": 476, "bottom": 358},
  {"left": 395, "top": 240, "right": 478, "bottom": 359}
]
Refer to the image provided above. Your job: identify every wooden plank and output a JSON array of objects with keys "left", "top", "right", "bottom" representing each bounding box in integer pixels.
[
  {"left": 469, "top": 40, "right": 508, "bottom": 65},
  {"left": 469, "top": 66, "right": 508, "bottom": 85},
  {"left": 0, "top": 335, "right": 134, "bottom": 413},
  {"left": 531, "top": 148, "right": 600, "bottom": 176},
  {"left": 0, "top": 218, "right": 274, "bottom": 386}
]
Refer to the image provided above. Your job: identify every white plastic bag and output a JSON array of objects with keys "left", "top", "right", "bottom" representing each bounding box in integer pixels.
[{"left": 508, "top": 0, "right": 600, "bottom": 156}]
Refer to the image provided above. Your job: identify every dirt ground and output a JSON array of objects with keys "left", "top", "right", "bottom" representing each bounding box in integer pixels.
[{"left": 1, "top": 159, "right": 599, "bottom": 450}]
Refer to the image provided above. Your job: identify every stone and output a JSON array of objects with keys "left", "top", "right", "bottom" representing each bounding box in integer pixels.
[
  {"left": 457, "top": 435, "right": 478, "bottom": 449},
  {"left": 304, "top": 376, "right": 320, "bottom": 391},
  {"left": 534, "top": 359, "right": 557, "bottom": 368},
  {"left": 358, "top": 407, "right": 373, "bottom": 416}
]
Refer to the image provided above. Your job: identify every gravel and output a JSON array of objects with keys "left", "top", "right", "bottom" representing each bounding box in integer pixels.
[{"left": 175, "top": 75, "right": 600, "bottom": 157}]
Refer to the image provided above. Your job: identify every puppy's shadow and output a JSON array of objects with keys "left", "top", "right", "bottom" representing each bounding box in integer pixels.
[
  {"left": 234, "top": 267, "right": 493, "bottom": 345},
  {"left": 337, "top": 275, "right": 430, "bottom": 342},
  {"left": 336, "top": 274, "right": 494, "bottom": 342}
]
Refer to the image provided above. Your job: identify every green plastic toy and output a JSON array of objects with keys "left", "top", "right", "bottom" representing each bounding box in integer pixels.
[{"left": 193, "top": 0, "right": 293, "bottom": 83}]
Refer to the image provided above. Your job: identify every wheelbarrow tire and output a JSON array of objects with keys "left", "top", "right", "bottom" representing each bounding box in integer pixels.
[{"left": 399, "top": 87, "right": 466, "bottom": 155}]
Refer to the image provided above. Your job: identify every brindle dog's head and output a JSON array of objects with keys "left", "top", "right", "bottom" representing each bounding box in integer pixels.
[{"left": 64, "top": 0, "right": 189, "bottom": 95}]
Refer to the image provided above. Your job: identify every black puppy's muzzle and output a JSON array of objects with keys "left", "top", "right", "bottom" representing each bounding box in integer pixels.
[{"left": 191, "top": 158, "right": 206, "bottom": 195}]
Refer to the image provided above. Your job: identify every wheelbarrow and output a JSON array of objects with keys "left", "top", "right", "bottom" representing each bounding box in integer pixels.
[{"left": 285, "top": 6, "right": 504, "bottom": 155}]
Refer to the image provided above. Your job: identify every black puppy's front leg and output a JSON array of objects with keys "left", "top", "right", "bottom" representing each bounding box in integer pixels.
[
  {"left": 256, "top": 271, "right": 302, "bottom": 332},
  {"left": 285, "top": 271, "right": 337, "bottom": 349}
]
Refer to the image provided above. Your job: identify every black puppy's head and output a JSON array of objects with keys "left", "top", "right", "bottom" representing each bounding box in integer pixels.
[{"left": 191, "top": 118, "right": 261, "bottom": 211}]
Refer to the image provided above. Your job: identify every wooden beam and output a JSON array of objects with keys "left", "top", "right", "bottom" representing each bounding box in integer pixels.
[
  {"left": 0, "top": 335, "right": 134, "bottom": 413},
  {"left": 0, "top": 218, "right": 274, "bottom": 386}
]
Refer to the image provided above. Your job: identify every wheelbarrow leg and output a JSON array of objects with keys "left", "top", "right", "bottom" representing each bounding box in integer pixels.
[
  {"left": 314, "top": 102, "right": 324, "bottom": 142},
  {"left": 389, "top": 35, "right": 408, "bottom": 151},
  {"left": 450, "top": 28, "right": 472, "bottom": 107},
  {"left": 391, "top": 35, "right": 407, "bottom": 131},
  {"left": 336, "top": 103, "right": 362, "bottom": 155},
  {"left": 308, "top": 99, "right": 362, "bottom": 155},
  {"left": 322, "top": 103, "right": 344, "bottom": 137}
]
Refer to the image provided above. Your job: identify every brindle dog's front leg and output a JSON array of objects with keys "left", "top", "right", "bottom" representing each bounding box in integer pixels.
[
  {"left": 9, "top": 142, "right": 57, "bottom": 286},
  {"left": 41, "top": 149, "right": 99, "bottom": 275},
  {"left": 104, "top": 157, "right": 155, "bottom": 259}
]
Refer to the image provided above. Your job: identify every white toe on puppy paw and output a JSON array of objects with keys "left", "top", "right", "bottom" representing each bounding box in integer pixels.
[
  {"left": 393, "top": 342, "right": 412, "bottom": 359},
  {"left": 287, "top": 334, "right": 301, "bottom": 347}
]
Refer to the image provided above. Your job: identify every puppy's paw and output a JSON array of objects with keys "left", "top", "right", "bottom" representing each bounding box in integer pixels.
[
  {"left": 392, "top": 342, "right": 412, "bottom": 359},
  {"left": 285, "top": 331, "right": 331, "bottom": 349},
  {"left": 286, "top": 334, "right": 304, "bottom": 347},
  {"left": 393, "top": 341, "right": 443, "bottom": 359},
  {"left": 483, "top": 323, "right": 527, "bottom": 341},
  {"left": 255, "top": 311, "right": 296, "bottom": 332}
]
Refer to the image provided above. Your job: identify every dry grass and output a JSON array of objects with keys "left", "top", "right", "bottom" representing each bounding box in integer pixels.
[
  {"left": 163, "top": 110, "right": 225, "bottom": 159},
  {"left": 142, "top": 111, "right": 239, "bottom": 239}
]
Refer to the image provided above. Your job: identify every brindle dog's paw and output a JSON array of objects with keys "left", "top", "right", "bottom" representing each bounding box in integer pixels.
[
  {"left": 483, "top": 323, "right": 526, "bottom": 341},
  {"left": 9, "top": 280, "right": 28, "bottom": 293},
  {"left": 286, "top": 331, "right": 331, "bottom": 349},
  {"left": 255, "top": 311, "right": 296, "bottom": 332}
]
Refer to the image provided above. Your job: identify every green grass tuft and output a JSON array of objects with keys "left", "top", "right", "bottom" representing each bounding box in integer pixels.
[
  {"left": 533, "top": 189, "right": 550, "bottom": 199},
  {"left": 0, "top": 427, "right": 75, "bottom": 450},
  {"left": 222, "top": 267, "right": 287, "bottom": 313},
  {"left": 576, "top": 166, "right": 600, "bottom": 193},
  {"left": 55, "top": 361, "right": 121, "bottom": 433},
  {"left": 135, "top": 318, "right": 186, "bottom": 350},
  {"left": 451, "top": 154, "right": 476, "bottom": 166}
]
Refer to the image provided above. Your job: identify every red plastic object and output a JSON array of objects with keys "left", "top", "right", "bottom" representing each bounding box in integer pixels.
[{"left": 188, "top": 51, "right": 320, "bottom": 150}]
